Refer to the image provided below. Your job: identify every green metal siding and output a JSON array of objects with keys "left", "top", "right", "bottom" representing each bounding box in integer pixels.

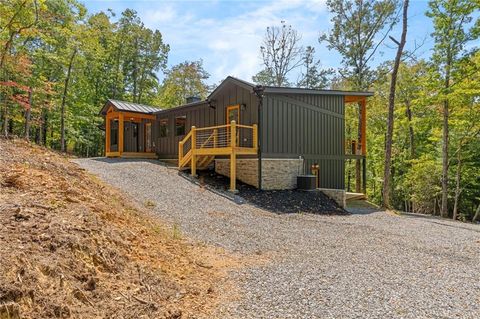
[
  {"left": 214, "top": 82, "right": 258, "bottom": 126},
  {"left": 155, "top": 102, "right": 216, "bottom": 158},
  {"left": 261, "top": 94, "right": 345, "bottom": 189}
]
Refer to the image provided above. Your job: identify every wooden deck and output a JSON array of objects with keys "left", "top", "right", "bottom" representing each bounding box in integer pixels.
[
  {"left": 346, "top": 192, "right": 367, "bottom": 201},
  {"left": 106, "top": 151, "right": 157, "bottom": 159}
]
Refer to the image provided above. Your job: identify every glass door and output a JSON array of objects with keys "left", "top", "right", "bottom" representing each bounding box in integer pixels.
[
  {"left": 145, "top": 122, "right": 152, "bottom": 152},
  {"left": 226, "top": 105, "right": 240, "bottom": 146}
]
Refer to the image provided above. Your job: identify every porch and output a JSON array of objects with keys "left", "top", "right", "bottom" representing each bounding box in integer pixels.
[{"left": 104, "top": 107, "right": 157, "bottom": 159}]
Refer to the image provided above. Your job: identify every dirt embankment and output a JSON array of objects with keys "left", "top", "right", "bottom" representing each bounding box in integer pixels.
[{"left": 0, "top": 139, "right": 235, "bottom": 319}]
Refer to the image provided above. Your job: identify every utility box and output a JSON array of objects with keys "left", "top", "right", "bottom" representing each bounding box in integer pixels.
[{"left": 297, "top": 175, "right": 317, "bottom": 191}]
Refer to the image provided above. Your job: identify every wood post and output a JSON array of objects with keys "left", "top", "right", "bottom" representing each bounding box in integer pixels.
[
  {"left": 360, "top": 99, "right": 367, "bottom": 156},
  {"left": 230, "top": 120, "right": 236, "bottom": 192},
  {"left": 213, "top": 129, "right": 218, "bottom": 148},
  {"left": 191, "top": 126, "right": 196, "bottom": 177},
  {"left": 362, "top": 158, "right": 367, "bottom": 194},
  {"left": 118, "top": 113, "right": 124, "bottom": 155},
  {"left": 178, "top": 141, "right": 183, "bottom": 168},
  {"left": 105, "top": 116, "right": 111, "bottom": 155},
  {"left": 356, "top": 99, "right": 367, "bottom": 193},
  {"left": 252, "top": 124, "right": 258, "bottom": 150}
]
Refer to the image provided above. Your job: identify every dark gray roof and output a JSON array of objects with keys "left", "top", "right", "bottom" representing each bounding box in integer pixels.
[
  {"left": 209, "top": 76, "right": 373, "bottom": 98},
  {"left": 100, "top": 99, "right": 161, "bottom": 115},
  {"left": 262, "top": 86, "right": 374, "bottom": 96},
  {"left": 102, "top": 76, "right": 373, "bottom": 116},
  {"left": 154, "top": 100, "right": 208, "bottom": 114}
]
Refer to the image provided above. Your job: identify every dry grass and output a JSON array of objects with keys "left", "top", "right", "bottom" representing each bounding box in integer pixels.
[{"left": 0, "top": 138, "right": 238, "bottom": 319}]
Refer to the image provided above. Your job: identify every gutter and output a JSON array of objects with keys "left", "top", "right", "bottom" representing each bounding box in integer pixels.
[{"left": 253, "top": 85, "right": 264, "bottom": 190}]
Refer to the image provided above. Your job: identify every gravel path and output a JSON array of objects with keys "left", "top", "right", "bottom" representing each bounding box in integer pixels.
[{"left": 74, "top": 158, "right": 480, "bottom": 318}]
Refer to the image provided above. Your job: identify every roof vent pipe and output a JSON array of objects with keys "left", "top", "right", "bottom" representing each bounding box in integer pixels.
[{"left": 186, "top": 96, "right": 201, "bottom": 104}]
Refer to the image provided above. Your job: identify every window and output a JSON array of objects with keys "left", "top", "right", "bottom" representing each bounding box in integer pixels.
[
  {"left": 159, "top": 118, "right": 168, "bottom": 137},
  {"left": 111, "top": 119, "right": 118, "bottom": 145},
  {"left": 175, "top": 116, "right": 186, "bottom": 136},
  {"left": 145, "top": 122, "right": 152, "bottom": 152}
]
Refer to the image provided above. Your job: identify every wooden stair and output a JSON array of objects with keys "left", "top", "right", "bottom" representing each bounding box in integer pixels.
[
  {"left": 178, "top": 153, "right": 214, "bottom": 171},
  {"left": 177, "top": 121, "right": 258, "bottom": 191}
]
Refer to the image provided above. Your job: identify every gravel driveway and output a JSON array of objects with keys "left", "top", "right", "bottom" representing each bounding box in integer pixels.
[{"left": 74, "top": 158, "right": 480, "bottom": 318}]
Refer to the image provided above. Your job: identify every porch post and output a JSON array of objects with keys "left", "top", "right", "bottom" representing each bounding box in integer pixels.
[
  {"left": 362, "top": 158, "right": 367, "bottom": 194},
  {"left": 355, "top": 99, "right": 367, "bottom": 193},
  {"left": 361, "top": 99, "right": 367, "bottom": 194},
  {"left": 118, "top": 112, "right": 124, "bottom": 156},
  {"left": 230, "top": 120, "right": 237, "bottom": 192},
  {"left": 191, "top": 126, "right": 197, "bottom": 177},
  {"left": 361, "top": 99, "right": 367, "bottom": 156},
  {"left": 105, "top": 116, "right": 111, "bottom": 155}
]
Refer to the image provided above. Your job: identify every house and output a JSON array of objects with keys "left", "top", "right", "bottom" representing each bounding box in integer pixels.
[{"left": 100, "top": 76, "right": 372, "bottom": 195}]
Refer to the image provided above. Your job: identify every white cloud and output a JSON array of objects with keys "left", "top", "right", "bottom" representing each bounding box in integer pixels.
[{"left": 131, "top": 0, "right": 335, "bottom": 84}]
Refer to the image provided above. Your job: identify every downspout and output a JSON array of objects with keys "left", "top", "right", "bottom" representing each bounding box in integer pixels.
[{"left": 253, "top": 85, "right": 264, "bottom": 190}]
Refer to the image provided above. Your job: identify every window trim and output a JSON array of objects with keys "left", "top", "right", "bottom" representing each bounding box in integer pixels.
[{"left": 226, "top": 104, "right": 240, "bottom": 124}]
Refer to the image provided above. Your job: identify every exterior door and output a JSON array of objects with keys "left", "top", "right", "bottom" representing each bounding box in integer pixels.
[
  {"left": 124, "top": 122, "right": 139, "bottom": 152},
  {"left": 145, "top": 122, "right": 152, "bottom": 152},
  {"left": 226, "top": 105, "right": 240, "bottom": 146},
  {"left": 226, "top": 104, "right": 240, "bottom": 124}
]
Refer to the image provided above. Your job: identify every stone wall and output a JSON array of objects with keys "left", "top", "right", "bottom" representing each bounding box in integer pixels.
[
  {"left": 318, "top": 188, "right": 346, "bottom": 208},
  {"left": 215, "top": 158, "right": 259, "bottom": 188},
  {"left": 215, "top": 158, "right": 304, "bottom": 190}
]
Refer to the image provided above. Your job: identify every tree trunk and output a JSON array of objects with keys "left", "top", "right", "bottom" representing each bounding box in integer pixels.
[
  {"left": 24, "top": 89, "right": 32, "bottom": 140},
  {"left": 405, "top": 100, "right": 415, "bottom": 158},
  {"left": 132, "top": 38, "right": 139, "bottom": 102},
  {"left": 382, "top": 0, "right": 409, "bottom": 208},
  {"left": 473, "top": 204, "right": 480, "bottom": 223},
  {"left": 60, "top": 48, "right": 77, "bottom": 152},
  {"left": 452, "top": 150, "right": 462, "bottom": 220},
  {"left": 2, "top": 90, "right": 8, "bottom": 137},
  {"left": 441, "top": 82, "right": 450, "bottom": 218}
]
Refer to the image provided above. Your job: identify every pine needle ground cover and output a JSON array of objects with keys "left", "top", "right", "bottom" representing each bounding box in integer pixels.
[{"left": 0, "top": 139, "right": 237, "bottom": 319}]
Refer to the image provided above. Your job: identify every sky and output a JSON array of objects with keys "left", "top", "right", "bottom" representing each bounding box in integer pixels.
[{"left": 82, "top": 0, "right": 436, "bottom": 85}]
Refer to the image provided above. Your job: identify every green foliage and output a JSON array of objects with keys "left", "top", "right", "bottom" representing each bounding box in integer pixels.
[
  {"left": 321, "top": 0, "right": 398, "bottom": 89},
  {"left": 252, "top": 68, "right": 276, "bottom": 86},
  {"left": 400, "top": 154, "right": 442, "bottom": 213},
  {"left": 157, "top": 60, "right": 210, "bottom": 108},
  {"left": 296, "top": 46, "right": 333, "bottom": 89},
  {"left": 1, "top": 2, "right": 170, "bottom": 157}
]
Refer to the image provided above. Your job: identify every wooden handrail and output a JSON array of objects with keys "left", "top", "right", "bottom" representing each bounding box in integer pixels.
[
  {"left": 195, "top": 123, "right": 229, "bottom": 131},
  {"left": 253, "top": 124, "right": 258, "bottom": 150},
  {"left": 178, "top": 122, "right": 259, "bottom": 191},
  {"left": 179, "top": 130, "right": 193, "bottom": 145},
  {"left": 199, "top": 130, "right": 216, "bottom": 148},
  {"left": 178, "top": 130, "right": 193, "bottom": 168}
]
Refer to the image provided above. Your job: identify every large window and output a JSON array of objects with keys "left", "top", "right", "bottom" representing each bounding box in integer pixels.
[
  {"left": 159, "top": 118, "right": 168, "bottom": 137},
  {"left": 175, "top": 116, "right": 186, "bottom": 136},
  {"left": 111, "top": 119, "right": 118, "bottom": 145}
]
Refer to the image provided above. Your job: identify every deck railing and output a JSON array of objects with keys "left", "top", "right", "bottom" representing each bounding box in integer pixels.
[{"left": 178, "top": 121, "right": 258, "bottom": 191}]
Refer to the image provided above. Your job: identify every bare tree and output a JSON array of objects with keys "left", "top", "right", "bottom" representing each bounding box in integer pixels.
[
  {"left": 256, "top": 21, "right": 303, "bottom": 87},
  {"left": 382, "top": 0, "right": 409, "bottom": 208}
]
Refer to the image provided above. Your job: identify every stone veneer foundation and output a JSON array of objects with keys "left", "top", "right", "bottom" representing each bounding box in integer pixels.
[
  {"left": 317, "top": 188, "right": 346, "bottom": 208},
  {"left": 215, "top": 158, "right": 304, "bottom": 190}
]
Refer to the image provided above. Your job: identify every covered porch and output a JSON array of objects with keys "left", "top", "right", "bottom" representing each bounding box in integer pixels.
[{"left": 100, "top": 99, "right": 160, "bottom": 159}]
